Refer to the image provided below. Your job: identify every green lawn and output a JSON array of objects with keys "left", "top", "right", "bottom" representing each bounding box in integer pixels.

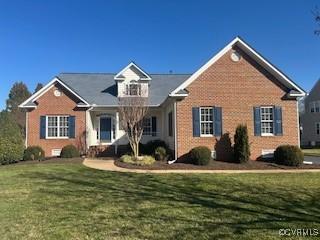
[
  {"left": 0, "top": 162, "right": 320, "bottom": 240},
  {"left": 302, "top": 148, "right": 320, "bottom": 157}
]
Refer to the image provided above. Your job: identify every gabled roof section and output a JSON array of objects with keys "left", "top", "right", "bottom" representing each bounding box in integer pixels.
[
  {"left": 171, "top": 36, "right": 306, "bottom": 97},
  {"left": 114, "top": 62, "right": 152, "bottom": 80},
  {"left": 19, "top": 77, "right": 90, "bottom": 108}
]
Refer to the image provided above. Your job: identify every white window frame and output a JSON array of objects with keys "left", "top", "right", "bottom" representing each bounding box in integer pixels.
[
  {"left": 143, "top": 117, "right": 153, "bottom": 136},
  {"left": 126, "top": 82, "right": 141, "bottom": 96},
  {"left": 310, "top": 101, "right": 316, "bottom": 113},
  {"left": 200, "top": 107, "right": 214, "bottom": 137},
  {"left": 260, "top": 106, "right": 274, "bottom": 136},
  {"left": 316, "top": 122, "right": 320, "bottom": 135},
  {"left": 46, "top": 115, "right": 69, "bottom": 139}
]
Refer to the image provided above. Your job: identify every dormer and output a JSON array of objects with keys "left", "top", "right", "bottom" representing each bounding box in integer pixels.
[{"left": 115, "top": 62, "right": 151, "bottom": 97}]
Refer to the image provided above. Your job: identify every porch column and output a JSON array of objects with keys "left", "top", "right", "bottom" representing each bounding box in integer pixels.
[{"left": 115, "top": 111, "right": 119, "bottom": 154}]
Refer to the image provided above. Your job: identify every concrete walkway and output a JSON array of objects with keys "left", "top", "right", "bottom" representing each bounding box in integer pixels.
[{"left": 83, "top": 158, "right": 320, "bottom": 174}]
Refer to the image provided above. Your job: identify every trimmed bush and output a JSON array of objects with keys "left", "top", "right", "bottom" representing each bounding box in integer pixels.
[
  {"left": 145, "top": 140, "right": 168, "bottom": 155},
  {"left": 189, "top": 146, "right": 211, "bottom": 165},
  {"left": 60, "top": 145, "right": 80, "bottom": 158},
  {"left": 274, "top": 145, "right": 304, "bottom": 166},
  {"left": 233, "top": 124, "right": 250, "bottom": 163},
  {"left": 0, "top": 112, "right": 24, "bottom": 165},
  {"left": 0, "top": 138, "right": 24, "bottom": 165},
  {"left": 23, "top": 146, "right": 45, "bottom": 161},
  {"left": 155, "top": 146, "right": 167, "bottom": 161},
  {"left": 120, "top": 154, "right": 155, "bottom": 166}
]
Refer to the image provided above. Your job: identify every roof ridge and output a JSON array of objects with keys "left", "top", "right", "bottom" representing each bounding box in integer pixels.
[{"left": 59, "top": 72, "right": 192, "bottom": 76}]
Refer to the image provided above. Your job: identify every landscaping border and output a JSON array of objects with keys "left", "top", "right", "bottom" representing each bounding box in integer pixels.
[{"left": 83, "top": 158, "right": 320, "bottom": 174}]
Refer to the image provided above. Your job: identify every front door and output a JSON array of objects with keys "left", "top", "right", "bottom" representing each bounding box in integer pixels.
[{"left": 100, "top": 117, "right": 111, "bottom": 141}]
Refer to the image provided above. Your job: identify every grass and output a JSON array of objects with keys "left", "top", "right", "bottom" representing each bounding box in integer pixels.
[
  {"left": 302, "top": 148, "right": 320, "bottom": 157},
  {"left": 0, "top": 161, "right": 320, "bottom": 239}
]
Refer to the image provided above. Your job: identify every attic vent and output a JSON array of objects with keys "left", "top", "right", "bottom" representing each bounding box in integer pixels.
[
  {"left": 54, "top": 89, "right": 61, "bottom": 97},
  {"left": 230, "top": 50, "right": 242, "bottom": 62}
]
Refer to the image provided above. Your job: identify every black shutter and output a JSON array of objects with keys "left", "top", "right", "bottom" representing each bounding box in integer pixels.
[
  {"left": 152, "top": 116, "right": 157, "bottom": 136},
  {"left": 40, "top": 116, "right": 46, "bottom": 139},
  {"left": 192, "top": 107, "right": 200, "bottom": 137},
  {"left": 69, "top": 116, "right": 75, "bottom": 138},
  {"left": 274, "top": 106, "right": 283, "bottom": 136},
  {"left": 253, "top": 107, "right": 261, "bottom": 136},
  {"left": 168, "top": 112, "right": 173, "bottom": 137},
  {"left": 213, "top": 107, "right": 222, "bottom": 136}
]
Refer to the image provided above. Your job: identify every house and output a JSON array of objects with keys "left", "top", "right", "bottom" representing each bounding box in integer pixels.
[
  {"left": 19, "top": 37, "right": 305, "bottom": 160},
  {"left": 300, "top": 79, "right": 320, "bottom": 146}
]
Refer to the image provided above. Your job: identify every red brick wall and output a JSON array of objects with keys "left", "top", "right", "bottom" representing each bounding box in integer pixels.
[
  {"left": 176, "top": 48, "right": 298, "bottom": 160},
  {"left": 27, "top": 83, "right": 86, "bottom": 157}
]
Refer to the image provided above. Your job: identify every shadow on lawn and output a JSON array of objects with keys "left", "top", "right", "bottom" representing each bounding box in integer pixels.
[{"left": 20, "top": 167, "right": 320, "bottom": 239}]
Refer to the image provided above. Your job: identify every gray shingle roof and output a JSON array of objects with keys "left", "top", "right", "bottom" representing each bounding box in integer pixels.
[{"left": 57, "top": 73, "right": 191, "bottom": 106}]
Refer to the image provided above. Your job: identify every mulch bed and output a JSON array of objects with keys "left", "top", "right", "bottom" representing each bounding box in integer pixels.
[{"left": 115, "top": 159, "right": 320, "bottom": 170}]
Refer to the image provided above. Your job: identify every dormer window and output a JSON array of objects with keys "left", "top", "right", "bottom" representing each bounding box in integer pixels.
[
  {"left": 126, "top": 82, "right": 141, "bottom": 96},
  {"left": 115, "top": 62, "right": 152, "bottom": 98}
]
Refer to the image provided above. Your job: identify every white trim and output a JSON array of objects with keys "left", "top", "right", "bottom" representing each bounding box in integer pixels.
[
  {"left": 168, "top": 93, "right": 189, "bottom": 97},
  {"left": 199, "top": 107, "right": 214, "bottom": 137},
  {"left": 46, "top": 115, "right": 70, "bottom": 139},
  {"left": 97, "top": 115, "right": 116, "bottom": 144},
  {"left": 114, "top": 62, "right": 152, "bottom": 80},
  {"left": 170, "top": 37, "right": 306, "bottom": 96},
  {"left": 19, "top": 77, "right": 90, "bottom": 108},
  {"left": 260, "top": 106, "right": 275, "bottom": 136}
]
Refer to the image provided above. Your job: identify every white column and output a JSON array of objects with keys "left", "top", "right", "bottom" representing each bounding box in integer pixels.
[{"left": 115, "top": 111, "right": 119, "bottom": 154}]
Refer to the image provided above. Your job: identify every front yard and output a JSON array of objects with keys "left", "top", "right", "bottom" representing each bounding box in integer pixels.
[{"left": 0, "top": 160, "right": 320, "bottom": 239}]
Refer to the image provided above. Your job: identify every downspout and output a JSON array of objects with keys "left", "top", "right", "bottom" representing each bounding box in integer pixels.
[{"left": 168, "top": 100, "right": 178, "bottom": 164}]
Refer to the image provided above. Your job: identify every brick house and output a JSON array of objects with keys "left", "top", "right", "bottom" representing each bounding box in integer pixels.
[{"left": 19, "top": 37, "right": 305, "bottom": 160}]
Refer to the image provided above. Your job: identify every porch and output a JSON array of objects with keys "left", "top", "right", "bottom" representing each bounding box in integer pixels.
[{"left": 85, "top": 105, "right": 175, "bottom": 156}]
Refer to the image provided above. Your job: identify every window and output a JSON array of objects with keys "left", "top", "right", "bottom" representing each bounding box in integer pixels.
[
  {"left": 309, "top": 101, "right": 320, "bottom": 113},
  {"left": 200, "top": 107, "right": 213, "bottom": 135},
  {"left": 143, "top": 118, "right": 152, "bottom": 135},
  {"left": 260, "top": 107, "right": 274, "bottom": 135},
  {"left": 316, "top": 122, "right": 320, "bottom": 135},
  {"left": 126, "top": 83, "right": 141, "bottom": 96},
  {"left": 168, "top": 111, "right": 173, "bottom": 137},
  {"left": 47, "top": 116, "right": 69, "bottom": 138}
]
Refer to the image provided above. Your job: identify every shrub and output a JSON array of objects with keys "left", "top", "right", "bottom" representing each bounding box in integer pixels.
[
  {"left": 189, "top": 146, "right": 211, "bottom": 165},
  {"left": 0, "top": 112, "right": 24, "bottom": 165},
  {"left": 60, "top": 145, "right": 80, "bottom": 158},
  {"left": 155, "top": 146, "right": 167, "bottom": 161},
  {"left": 274, "top": 145, "right": 304, "bottom": 166},
  {"left": 0, "top": 138, "right": 24, "bottom": 165},
  {"left": 145, "top": 140, "right": 168, "bottom": 155},
  {"left": 120, "top": 154, "right": 155, "bottom": 166},
  {"left": 233, "top": 124, "right": 250, "bottom": 163},
  {"left": 23, "top": 146, "right": 45, "bottom": 161}
]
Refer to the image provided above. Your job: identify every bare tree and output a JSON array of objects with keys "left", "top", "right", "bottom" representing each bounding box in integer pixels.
[{"left": 118, "top": 96, "right": 148, "bottom": 159}]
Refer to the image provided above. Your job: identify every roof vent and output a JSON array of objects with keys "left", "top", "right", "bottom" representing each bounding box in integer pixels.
[{"left": 230, "top": 50, "right": 242, "bottom": 62}]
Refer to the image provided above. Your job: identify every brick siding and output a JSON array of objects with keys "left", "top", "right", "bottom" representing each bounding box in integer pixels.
[
  {"left": 27, "top": 83, "right": 86, "bottom": 157},
  {"left": 176, "top": 47, "right": 298, "bottom": 160}
]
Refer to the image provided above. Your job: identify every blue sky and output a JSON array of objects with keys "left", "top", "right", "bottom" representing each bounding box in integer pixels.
[{"left": 0, "top": 0, "right": 319, "bottom": 109}]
